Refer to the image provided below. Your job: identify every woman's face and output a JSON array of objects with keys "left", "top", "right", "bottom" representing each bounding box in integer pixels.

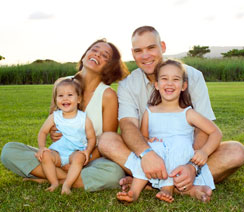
[{"left": 82, "top": 42, "right": 113, "bottom": 72}]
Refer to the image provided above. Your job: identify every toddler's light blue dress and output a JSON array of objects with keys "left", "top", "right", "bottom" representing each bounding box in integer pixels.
[
  {"left": 125, "top": 106, "right": 215, "bottom": 189},
  {"left": 49, "top": 110, "right": 87, "bottom": 166}
]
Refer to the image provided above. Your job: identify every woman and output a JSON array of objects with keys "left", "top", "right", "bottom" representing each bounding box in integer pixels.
[{"left": 1, "top": 39, "right": 129, "bottom": 191}]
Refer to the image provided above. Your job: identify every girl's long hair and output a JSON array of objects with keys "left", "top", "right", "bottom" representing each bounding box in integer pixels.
[{"left": 148, "top": 59, "right": 193, "bottom": 108}]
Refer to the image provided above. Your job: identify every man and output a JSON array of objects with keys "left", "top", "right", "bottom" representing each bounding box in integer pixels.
[{"left": 98, "top": 26, "right": 244, "bottom": 201}]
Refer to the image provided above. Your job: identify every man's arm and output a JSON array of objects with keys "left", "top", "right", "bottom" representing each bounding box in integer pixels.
[{"left": 120, "top": 117, "right": 167, "bottom": 180}]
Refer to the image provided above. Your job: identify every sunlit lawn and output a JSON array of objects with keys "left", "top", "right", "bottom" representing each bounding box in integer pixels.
[{"left": 0, "top": 82, "right": 244, "bottom": 211}]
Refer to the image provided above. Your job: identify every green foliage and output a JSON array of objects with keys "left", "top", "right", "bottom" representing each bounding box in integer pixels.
[
  {"left": 182, "top": 57, "right": 244, "bottom": 81},
  {"left": 187, "top": 45, "right": 210, "bottom": 58},
  {"left": 0, "top": 83, "right": 244, "bottom": 211},
  {"left": 125, "top": 61, "right": 138, "bottom": 72},
  {"left": 221, "top": 48, "right": 244, "bottom": 57},
  {"left": 0, "top": 55, "right": 5, "bottom": 61}
]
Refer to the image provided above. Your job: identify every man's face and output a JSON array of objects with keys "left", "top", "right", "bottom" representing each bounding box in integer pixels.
[{"left": 131, "top": 31, "right": 165, "bottom": 77}]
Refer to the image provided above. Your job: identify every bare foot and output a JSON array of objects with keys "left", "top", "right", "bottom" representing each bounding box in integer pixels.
[
  {"left": 23, "top": 178, "right": 48, "bottom": 184},
  {"left": 119, "top": 176, "right": 133, "bottom": 191},
  {"left": 61, "top": 184, "right": 71, "bottom": 195},
  {"left": 176, "top": 185, "right": 212, "bottom": 202},
  {"left": 117, "top": 190, "right": 137, "bottom": 203},
  {"left": 45, "top": 183, "right": 59, "bottom": 192},
  {"left": 119, "top": 176, "right": 154, "bottom": 191},
  {"left": 156, "top": 186, "right": 174, "bottom": 203}
]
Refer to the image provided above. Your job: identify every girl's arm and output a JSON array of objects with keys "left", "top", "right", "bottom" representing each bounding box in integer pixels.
[
  {"left": 102, "top": 88, "right": 118, "bottom": 132},
  {"left": 186, "top": 109, "right": 222, "bottom": 165}
]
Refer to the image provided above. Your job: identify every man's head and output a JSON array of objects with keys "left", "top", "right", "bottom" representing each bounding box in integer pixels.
[{"left": 131, "top": 26, "right": 166, "bottom": 81}]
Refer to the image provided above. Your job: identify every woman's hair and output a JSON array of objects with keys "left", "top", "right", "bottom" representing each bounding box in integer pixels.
[
  {"left": 77, "top": 39, "right": 129, "bottom": 85},
  {"left": 148, "top": 59, "right": 193, "bottom": 108},
  {"left": 50, "top": 74, "right": 84, "bottom": 113}
]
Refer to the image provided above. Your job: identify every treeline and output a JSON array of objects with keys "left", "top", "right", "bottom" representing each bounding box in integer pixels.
[{"left": 0, "top": 58, "right": 244, "bottom": 85}]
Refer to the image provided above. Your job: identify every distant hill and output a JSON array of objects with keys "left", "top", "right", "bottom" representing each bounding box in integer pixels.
[{"left": 165, "top": 46, "right": 244, "bottom": 59}]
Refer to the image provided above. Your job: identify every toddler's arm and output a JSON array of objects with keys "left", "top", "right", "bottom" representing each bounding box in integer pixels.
[
  {"left": 186, "top": 109, "right": 222, "bottom": 166},
  {"left": 36, "top": 114, "right": 55, "bottom": 160},
  {"left": 84, "top": 116, "right": 96, "bottom": 165}
]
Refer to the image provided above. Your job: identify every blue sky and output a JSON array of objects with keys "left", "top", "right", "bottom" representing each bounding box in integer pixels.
[{"left": 1, "top": 0, "right": 244, "bottom": 65}]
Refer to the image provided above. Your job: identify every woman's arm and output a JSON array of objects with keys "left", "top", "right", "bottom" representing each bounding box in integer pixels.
[{"left": 102, "top": 88, "right": 119, "bottom": 132}]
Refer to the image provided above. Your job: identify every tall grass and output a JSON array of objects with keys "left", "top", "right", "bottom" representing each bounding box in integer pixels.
[
  {"left": 0, "top": 58, "right": 244, "bottom": 85},
  {"left": 182, "top": 57, "right": 244, "bottom": 81}
]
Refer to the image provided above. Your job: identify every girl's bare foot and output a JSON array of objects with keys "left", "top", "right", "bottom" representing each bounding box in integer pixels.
[
  {"left": 61, "top": 184, "right": 71, "bottom": 195},
  {"left": 117, "top": 190, "right": 137, "bottom": 203},
  {"left": 156, "top": 186, "right": 174, "bottom": 203},
  {"left": 23, "top": 178, "right": 48, "bottom": 184},
  {"left": 176, "top": 185, "right": 212, "bottom": 202},
  {"left": 45, "top": 183, "right": 59, "bottom": 192}
]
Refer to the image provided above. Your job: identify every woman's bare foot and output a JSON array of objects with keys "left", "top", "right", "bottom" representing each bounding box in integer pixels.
[
  {"left": 61, "top": 184, "right": 71, "bottom": 195},
  {"left": 23, "top": 178, "right": 48, "bottom": 184},
  {"left": 156, "top": 186, "right": 174, "bottom": 203},
  {"left": 176, "top": 185, "right": 212, "bottom": 202},
  {"left": 46, "top": 183, "right": 59, "bottom": 192},
  {"left": 117, "top": 190, "right": 138, "bottom": 203}
]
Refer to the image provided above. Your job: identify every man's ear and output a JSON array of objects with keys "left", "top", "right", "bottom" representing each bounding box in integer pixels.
[{"left": 160, "top": 41, "right": 166, "bottom": 54}]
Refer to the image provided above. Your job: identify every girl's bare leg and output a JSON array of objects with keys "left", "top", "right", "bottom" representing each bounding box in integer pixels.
[
  {"left": 117, "top": 178, "right": 148, "bottom": 203},
  {"left": 156, "top": 186, "right": 174, "bottom": 203},
  {"left": 61, "top": 151, "right": 86, "bottom": 195},
  {"left": 41, "top": 150, "right": 61, "bottom": 192}
]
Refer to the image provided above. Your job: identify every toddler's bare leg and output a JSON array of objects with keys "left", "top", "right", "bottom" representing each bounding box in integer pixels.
[
  {"left": 41, "top": 150, "right": 61, "bottom": 192},
  {"left": 117, "top": 178, "right": 148, "bottom": 203},
  {"left": 61, "top": 151, "right": 85, "bottom": 195},
  {"left": 156, "top": 186, "right": 174, "bottom": 203}
]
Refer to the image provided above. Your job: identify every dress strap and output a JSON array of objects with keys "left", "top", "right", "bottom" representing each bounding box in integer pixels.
[{"left": 183, "top": 106, "right": 192, "bottom": 114}]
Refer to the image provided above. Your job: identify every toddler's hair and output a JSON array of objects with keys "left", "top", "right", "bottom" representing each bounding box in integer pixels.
[
  {"left": 50, "top": 74, "right": 84, "bottom": 113},
  {"left": 148, "top": 59, "right": 193, "bottom": 108}
]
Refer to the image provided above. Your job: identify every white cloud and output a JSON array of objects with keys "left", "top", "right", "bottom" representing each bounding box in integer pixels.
[{"left": 29, "top": 11, "right": 54, "bottom": 20}]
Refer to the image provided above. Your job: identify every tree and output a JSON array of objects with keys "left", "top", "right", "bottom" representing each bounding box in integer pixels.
[
  {"left": 0, "top": 55, "right": 5, "bottom": 61},
  {"left": 187, "top": 45, "right": 210, "bottom": 58},
  {"left": 221, "top": 48, "right": 244, "bottom": 57}
]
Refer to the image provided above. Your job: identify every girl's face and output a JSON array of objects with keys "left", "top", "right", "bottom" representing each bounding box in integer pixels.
[
  {"left": 56, "top": 84, "right": 81, "bottom": 115},
  {"left": 155, "top": 64, "right": 187, "bottom": 103},
  {"left": 82, "top": 42, "right": 113, "bottom": 73}
]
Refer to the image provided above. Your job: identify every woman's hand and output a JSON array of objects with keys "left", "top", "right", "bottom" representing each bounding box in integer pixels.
[{"left": 49, "top": 125, "right": 62, "bottom": 142}]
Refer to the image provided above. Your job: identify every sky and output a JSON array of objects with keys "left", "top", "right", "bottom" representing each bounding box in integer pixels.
[{"left": 0, "top": 0, "right": 244, "bottom": 65}]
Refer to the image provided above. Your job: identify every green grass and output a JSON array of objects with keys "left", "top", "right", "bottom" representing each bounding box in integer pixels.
[{"left": 0, "top": 83, "right": 244, "bottom": 211}]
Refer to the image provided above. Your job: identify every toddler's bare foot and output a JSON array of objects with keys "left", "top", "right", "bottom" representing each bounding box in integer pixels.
[
  {"left": 117, "top": 190, "right": 137, "bottom": 203},
  {"left": 23, "top": 178, "right": 48, "bottom": 184},
  {"left": 119, "top": 176, "right": 133, "bottom": 191},
  {"left": 61, "top": 184, "right": 71, "bottom": 195},
  {"left": 45, "top": 183, "right": 59, "bottom": 192},
  {"left": 119, "top": 176, "right": 154, "bottom": 191},
  {"left": 156, "top": 186, "right": 174, "bottom": 203},
  {"left": 176, "top": 185, "right": 212, "bottom": 202}
]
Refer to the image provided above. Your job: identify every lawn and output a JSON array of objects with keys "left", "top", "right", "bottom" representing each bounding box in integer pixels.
[{"left": 0, "top": 83, "right": 244, "bottom": 212}]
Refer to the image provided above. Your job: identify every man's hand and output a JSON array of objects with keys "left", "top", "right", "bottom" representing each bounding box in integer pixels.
[
  {"left": 49, "top": 125, "right": 62, "bottom": 142},
  {"left": 141, "top": 151, "right": 168, "bottom": 180},
  {"left": 169, "top": 164, "right": 196, "bottom": 191}
]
